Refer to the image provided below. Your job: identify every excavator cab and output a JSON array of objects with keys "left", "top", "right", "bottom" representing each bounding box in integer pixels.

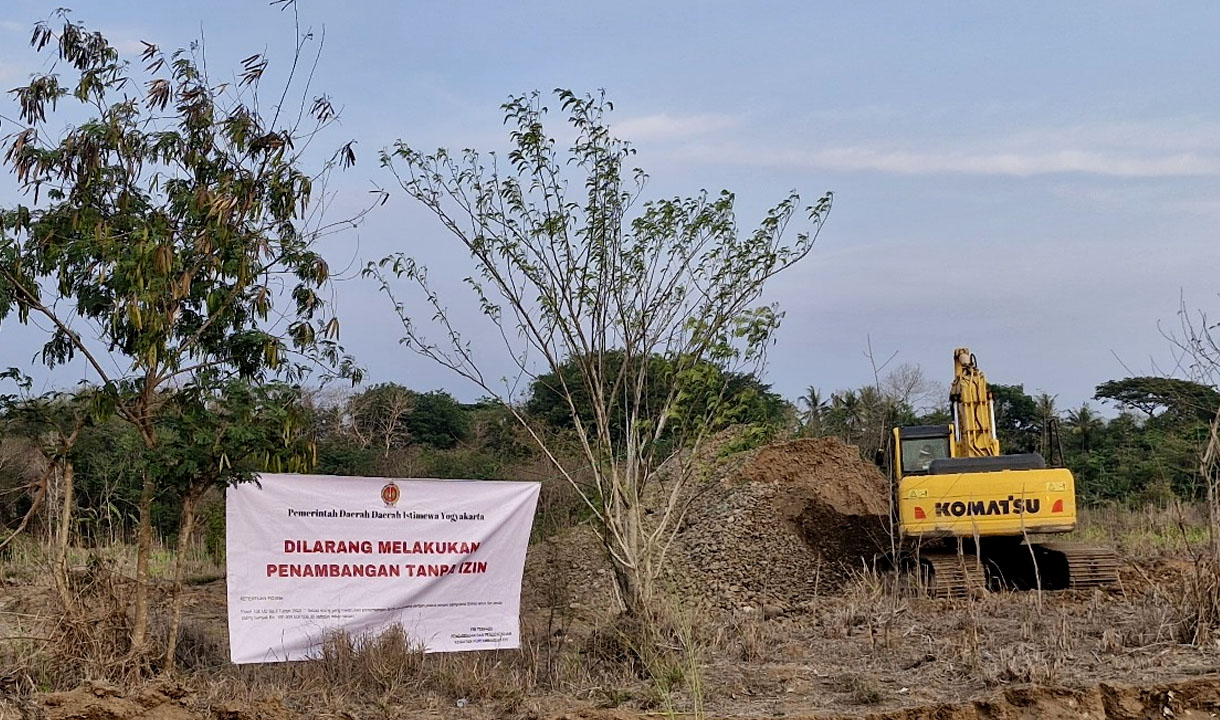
[{"left": 894, "top": 426, "right": 952, "bottom": 476}]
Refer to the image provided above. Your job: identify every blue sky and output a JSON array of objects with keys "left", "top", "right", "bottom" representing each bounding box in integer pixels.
[{"left": 2, "top": 1, "right": 1219, "bottom": 412}]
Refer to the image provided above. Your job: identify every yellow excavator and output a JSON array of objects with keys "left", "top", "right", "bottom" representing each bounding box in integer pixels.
[{"left": 889, "top": 348, "right": 1118, "bottom": 597}]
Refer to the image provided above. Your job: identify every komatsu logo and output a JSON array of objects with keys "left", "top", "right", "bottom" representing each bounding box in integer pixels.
[{"left": 934, "top": 496, "right": 1040, "bottom": 518}]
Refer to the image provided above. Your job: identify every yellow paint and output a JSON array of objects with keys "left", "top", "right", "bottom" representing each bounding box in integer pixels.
[{"left": 898, "top": 467, "right": 1077, "bottom": 538}]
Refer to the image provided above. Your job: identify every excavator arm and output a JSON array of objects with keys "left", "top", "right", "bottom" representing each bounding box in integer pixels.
[{"left": 950, "top": 347, "right": 1001, "bottom": 458}]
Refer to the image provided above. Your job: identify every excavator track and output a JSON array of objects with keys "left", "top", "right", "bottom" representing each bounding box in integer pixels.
[
  {"left": 918, "top": 551, "right": 986, "bottom": 599},
  {"left": 1035, "top": 542, "right": 1119, "bottom": 589}
]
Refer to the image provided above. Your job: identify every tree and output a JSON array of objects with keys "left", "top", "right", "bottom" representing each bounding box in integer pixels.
[
  {"left": 0, "top": 381, "right": 95, "bottom": 614},
  {"left": 0, "top": 13, "right": 366, "bottom": 667},
  {"left": 822, "top": 384, "right": 916, "bottom": 460},
  {"left": 883, "top": 362, "right": 942, "bottom": 415},
  {"left": 1165, "top": 293, "right": 1220, "bottom": 638},
  {"left": 1095, "top": 377, "right": 1220, "bottom": 422},
  {"left": 345, "top": 383, "right": 416, "bottom": 456},
  {"left": 526, "top": 351, "right": 787, "bottom": 446},
  {"left": 1065, "top": 403, "right": 1104, "bottom": 454},
  {"left": 1033, "top": 391, "right": 1061, "bottom": 460},
  {"left": 797, "top": 385, "right": 829, "bottom": 436},
  {"left": 990, "top": 383, "right": 1039, "bottom": 453},
  {"left": 406, "top": 390, "right": 470, "bottom": 449},
  {"left": 152, "top": 380, "right": 315, "bottom": 668},
  {"left": 369, "top": 90, "right": 831, "bottom": 616}
]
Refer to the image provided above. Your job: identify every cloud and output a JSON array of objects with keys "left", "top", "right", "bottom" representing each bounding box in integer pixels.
[
  {"left": 666, "top": 117, "right": 1220, "bottom": 179},
  {"left": 613, "top": 112, "right": 739, "bottom": 142},
  {"left": 0, "top": 21, "right": 23, "bottom": 33},
  {"left": 781, "top": 146, "right": 1218, "bottom": 178}
]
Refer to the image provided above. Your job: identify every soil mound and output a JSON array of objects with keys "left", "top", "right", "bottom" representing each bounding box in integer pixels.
[{"left": 670, "top": 436, "right": 891, "bottom": 611}]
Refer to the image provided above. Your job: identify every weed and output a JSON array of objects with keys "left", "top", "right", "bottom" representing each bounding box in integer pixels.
[{"left": 837, "top": 673, "right": 884, "bottom": 705}]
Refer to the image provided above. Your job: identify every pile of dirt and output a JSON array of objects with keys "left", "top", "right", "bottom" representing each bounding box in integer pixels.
[
  {"left": 521, "top": 524, "right": 618, "bottom": 626},
  {"left": 668, "top": 436, "right": 891, "bottom": 612}
]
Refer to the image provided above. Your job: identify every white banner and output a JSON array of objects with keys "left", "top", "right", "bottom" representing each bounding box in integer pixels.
[{"left": 226, "top": 473, "right": 540, "bottom": 664}]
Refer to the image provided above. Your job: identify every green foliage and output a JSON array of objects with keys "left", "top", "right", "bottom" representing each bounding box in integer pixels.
[
  {"left": 466, "top": 402, "right": 534, "bottom": 459},
  {"left": 201, "top": 496, "right": 225, "bottom": 564},
  {"left": 1095, "top": 377, "right": 1220, "bottom": 422},
  {"left": 989, "top": 383, "right": 1039, "bottom": 453},
  {"left": 406, "top": 391, "right": 469, "bottom": 449},
  {"left": 151, "top": 379, "right": 317, "bottom": 484},
  {"left": 0, "top": 15, "right": 360, "bottom": 391},
  {"left": 69, "top": 417, "right": 146, "bottom": 538},
  {"left": 526, "top": 351, "right": 787, "bottom": 449},
  {"left": 314, "top": 439, "right": 381, "bottom": 477},
  {"left": 9, "top": 381, "right": 317, "bottom": 539},
  {"left": 414, "top": 447, "right": 502, "bottom": 480},
  {"left": 718, "top": 423, "right": 779, "bottom": 455},
  {"left": 345, "top": 383, "right": 415, "bottom": 453},
  {"left": 0, "top": 19, "right": 364, "bottom": 659},
  {"left": 817, "top": 385, "right": 915, "bottom": 460}
]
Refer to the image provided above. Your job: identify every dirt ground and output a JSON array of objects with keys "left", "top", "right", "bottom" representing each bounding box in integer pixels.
[
  {"left": 5, "top": 437, "right": 1220, "bottom": 719},
  {"left": 8, "top": 559, "right": 1220, "bottom": 719}
]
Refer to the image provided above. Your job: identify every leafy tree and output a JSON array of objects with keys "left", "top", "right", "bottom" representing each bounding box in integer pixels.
[
  {"left": 466, "top": 401, "right": 536, "bottom": 460},
  {"left": 525, "top": 351, "right": 671, "bottom": 439},
  {"left": 0, "top": 381, "right": 95, "bottom": 611},
  {"left": 1033, "top": 392, "right": 1061, "bottom": 460},
  {"left": 1065, "top": 403, "right": 1104, "bottom": 454},
  {"left": 1095, "top": 377, "right": 1220, "bottom": 422},
  {"left": 151, "top": 380, "right": 315, "bottom": 665},
  {"left": 527, "top": 351, "right": 786, "bottom": 446},
  {"left": 822, "top": 384, "right": 917, "bottom": 459},
  {"left": 406, "top": 390, "right": 469, "bottom": 449},
  {"left": 69, "top": 416, "right": 146, "bottom": 538},
  {"left": 369, "top": 89, "right": 831, "bottom": 616},
  {"left": 990, "top": 383, "right": 1039, "bottom": 453},
  {"left": 0, "top": 14, "right": 366, "bottom": 667},
  {"left": 797, "top": 385, "right": 829, "bottom": 436}
]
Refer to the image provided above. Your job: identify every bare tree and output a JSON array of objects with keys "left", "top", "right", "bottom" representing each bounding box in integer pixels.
[
  {"left": 369, "top": 90, "right": 831, "bottom": 616},
  {"left": 883, "top": 362, "right": 942, "bottom": 415},
  {"left": 1162, "top": 297, "right": 1220, "bottom": 640},
  {"left": 345, "top": 383, "right": 416, "bottom": 457}
]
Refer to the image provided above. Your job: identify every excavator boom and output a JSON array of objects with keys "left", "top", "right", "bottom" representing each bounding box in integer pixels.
[{"left": 950, "top": 347, "right": 1001, "bottom": 458}]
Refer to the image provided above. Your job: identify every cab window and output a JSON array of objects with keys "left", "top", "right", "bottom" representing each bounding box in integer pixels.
[{"left": 901, "top": 437, "right": 950, "bottom": 474}]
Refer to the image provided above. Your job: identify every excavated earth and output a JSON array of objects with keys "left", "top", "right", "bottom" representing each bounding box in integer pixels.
[{"left": 666, "top": 437, "right": 892, "bottom": 612}]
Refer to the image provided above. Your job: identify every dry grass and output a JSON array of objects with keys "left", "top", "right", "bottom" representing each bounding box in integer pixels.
[
  {"left": 1071, "top": 501, "right": 1209, "bottom": 556},
  {"left": 3, "top": 502, "right": 1220, "bottom": 719}
]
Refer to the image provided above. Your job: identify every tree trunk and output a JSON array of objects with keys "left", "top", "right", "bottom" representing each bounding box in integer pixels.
[
  {"left": 129, "top": 470, "right": 157, "bottom": 663},
  {"left": 606, "top": 511, "right": 657, "bottom": 621},
  {"left": 53, "top": 460, "right": 75, "bottom": 612},
  {"left": 164, "top": 484, "right": 200, "bottom": 673}
]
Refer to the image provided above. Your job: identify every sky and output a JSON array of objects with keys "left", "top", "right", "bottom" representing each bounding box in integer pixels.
[{"left": 1, "top": 1, "right": 1219, "bottom": 412}]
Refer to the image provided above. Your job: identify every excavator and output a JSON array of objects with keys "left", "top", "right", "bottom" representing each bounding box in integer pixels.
[{"left": 889, "top": 348, "right": 1118, "bottom": 598}]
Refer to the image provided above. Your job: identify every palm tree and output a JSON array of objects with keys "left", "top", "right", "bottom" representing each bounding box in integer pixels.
[
  {"left": 798, "top": 385, "right": 829, "bottom": 436},
  {"left": 1034, "top": 392, "right": 1059, "bottom": 457},
  {"left": 1066, "top": 402, "right": 1104, "bottom": 454}
]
